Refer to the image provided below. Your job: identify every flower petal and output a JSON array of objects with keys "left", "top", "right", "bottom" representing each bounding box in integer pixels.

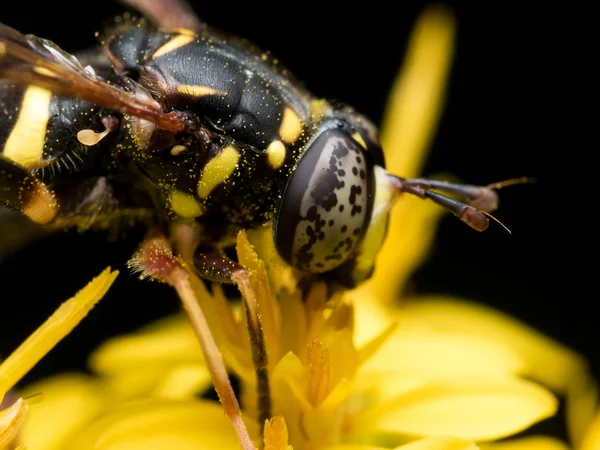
[
  {"left": 400, "top": 297, "right": 588, "bottom": 392},
  {"left": 0, "top": 398, "right": 27, "bottom": 449},
  {"left": 354, "top": 199, "right": 443, "bottom": 305},
  {"left": 361, "top": 328, "right": 524, "bottom": 379},
  {"left": 0, "top": 268, "right": 118, "bottom": 391},
  {"left": 359, "top": 378, "right": 557, "bottom": 442},
  {"left": 380, "top": 6, "right": 455, "bottom": 178},
  {"left": 350, "top": 5, "right": 455, "bottom": 305},
  {"left": 19, "top": 374, "right": 109, "bottom": 450},
  {"left": 479, "top": 436, "right": 570, "bottom": 450},
  {"left": 62, "top": 399, "right": 245, "bottom": 450},
  {"left": 394, "top": 437, "right": 478, "bottom": 450},
  {"left": 152, "top": 364, "right": 212, "bottom": 399},
  {"left": 566, "top": 372, "right": 598, "bottom": 448},
  {"left": 89, "top": 315, "right": 202, "bottom": 376},
  {"left": 579, "top": 409, "right": 600, "bottom": 450}
]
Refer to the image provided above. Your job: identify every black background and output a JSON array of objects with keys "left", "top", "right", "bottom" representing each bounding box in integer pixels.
[{"left": 0, "top": 2, "right": 597, "bottom": 387}]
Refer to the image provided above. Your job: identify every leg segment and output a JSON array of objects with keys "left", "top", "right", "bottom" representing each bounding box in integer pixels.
[
  {"left": 119, "top": 0, "right": 204, "bottom": 32},
  {"left": 192, "top": 244, "right": 272, "bottom": 432},
  {"left": 129, "top": 232, "right": 255, "bottom": 450}
]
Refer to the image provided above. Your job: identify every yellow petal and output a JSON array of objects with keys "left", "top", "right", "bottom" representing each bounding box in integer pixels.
[
  {"left": 237, "top": 230, "right": 281, "bottom": 366},
  {"left": 361, "top": 328, "right": 524, "bottom": 379},
  {"left": 245, "top": 223, "right": 297, "bottom": 296},
  {"left": 357, "top": 197, "right": 443, "bottom": 304},
  {"left": 0, "top": 398, "right": 28, "bottom": 449},
  {"left": 395, "top": 437, "right": 478, "bottom": 450},
  {"left": 399, "top": 297, "right": 588, "bottom": 392},
  {"left": 19, "top": 374, "right": 109, "bottom": 450},
  {"left": 566, "top": 372, "right": 598, "bottom": 448},
  {"left": 351, "top": 6, "right": 455, "bottom": 305},
  {"left": 380, "top": 6, "right": 455, "bottom": 177},
  {"left": 152, "top": 364, "right": 212, "bottom": 399},
  {"left": 324, "top": 447, "right": 388, "bottom": 450},
  {"left": 0, "top": 268, "right": 118, "bottom": 391},
  {"left": 62, "top": 399, "right": 244, "bottom": 450},
  {"left": 580, "top": 409, "right": 600, "bottom": 450},
  {"left": 359, "top": 378, "right": 557, "bottom": 442},
  {"left": 89, "top": 315, "right": 202, "bottom": 376},
  {"left": 479, "top": 436, "right": 569, "bottom": 450}
]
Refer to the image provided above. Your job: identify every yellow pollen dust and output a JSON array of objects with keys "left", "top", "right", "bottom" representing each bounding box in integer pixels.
[
  {"left": 279, "top": 107, "right": 302, "bottom": 143},
  {"left": 264, "top": 416, "right": 291, "bottom": 450},
  {"left": 197, "top": 146, "right": 240, "bottom": 198},
  {"left": 267, "top": 140, "right": 286, "bottom": 169},
  {"left": 310, "top": 98, "right": 329, "bottom": 121},
  {"left": 22, "top": 180, "right": 58, "bottom": 225},
  {"left": 352, "top": 132, "right": 368, "bottom": 149},
  {"left": 169, "top": 190, "right": 205, "bottom": 218},
  {"left": 177, "top": 85, "right": 228, "bottom": 97},
  {"left": 152, "top": 34, "right": 195, "bottom": 59},
  {"left": 3, "top": 86, "right": 52, "bottom": 169},
  {"left": 306, "top": 339, "right": 333, "bottom": 407}
]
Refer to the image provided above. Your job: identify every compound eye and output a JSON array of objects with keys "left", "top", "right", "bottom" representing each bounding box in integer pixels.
[{"left": 274, "top": 129, "right": 375, "bottom": 273}]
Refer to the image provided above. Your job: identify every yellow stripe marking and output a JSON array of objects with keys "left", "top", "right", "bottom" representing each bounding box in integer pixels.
[
  {"left": 177, "top": 85, "right": 228, "bottom": 97},
  {"left": 169, "top": 190, "right": 205, "bottom": 218},
  {"left": 279, "top": 107, "right": 302, "bottom": 144},
  {"left": 197, "top": 146, "right": 240, "bottom": 199},
  {"left": 352, "top": 132, "right": 368, "bottom": 149},
  {"left": 152, "top": 34, "right": 195, "bottom": 59},
  {"left": 267, "top": 140, "right": 286, "bottom": 169},
  {"left": 4, "top": 86, "right": 52, "bottom": 170}
]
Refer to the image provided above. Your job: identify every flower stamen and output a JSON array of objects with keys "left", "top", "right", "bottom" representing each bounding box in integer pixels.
[{"left": 306, "top": 339, "right": 333, "bottom": 407}]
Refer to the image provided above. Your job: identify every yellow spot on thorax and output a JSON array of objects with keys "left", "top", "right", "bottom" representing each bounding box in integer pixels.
[
  {"left": 352, "top": 132, "right": 368, "bottom": 149},
  {"left": 152, "top": 34, "right": 195, "bottom": 59},
  {"left": 3, "top": 86, "right": 52, "bottom": 170},
  {"left": 169, "top": 190, "right": 205, "bottom": 218},
  {"left": 197, "top": 146, "right": 240, "bottom": 198},
  {"left": 267, "top": 140, "right": 286, "bottom": 169},
  {"left": 177, "top": 85, "right": 228, "bottom": 97},
  {"left": 170, "top": 145, "right": 187, "bottom": 156},
  {"left": 279, "top": 107, "right": 302, "bottom": 144}
]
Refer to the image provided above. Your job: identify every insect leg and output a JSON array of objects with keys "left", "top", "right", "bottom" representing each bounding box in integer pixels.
[
  {"left": 119, "top": 0, "right": 204, "bottom": 33},
  {"left": 0, "top": 155, "right": 57, "bottom": 224},
  {"left": 192, "top": 243, "right": 272, "bottom": 434},
  {"left": 128, "top": 231, "right": 255, "bottom": 450}
]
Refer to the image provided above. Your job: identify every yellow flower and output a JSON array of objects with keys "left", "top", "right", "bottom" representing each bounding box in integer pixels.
[
  {"left": 0, "top": 268, "right": 118, "bottom": 449},
  {"left": 2, "top": 6, "right": 597, "bottom": 450}
]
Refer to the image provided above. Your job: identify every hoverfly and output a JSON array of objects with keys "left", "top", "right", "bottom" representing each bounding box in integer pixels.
[{"left": 0, "top": 0, "right": 507, "bottom": 446}]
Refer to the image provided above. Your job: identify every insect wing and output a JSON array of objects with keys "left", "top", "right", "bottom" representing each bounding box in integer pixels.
[{"left": 0, "top": 24, "right": 185, "bottom": 132}]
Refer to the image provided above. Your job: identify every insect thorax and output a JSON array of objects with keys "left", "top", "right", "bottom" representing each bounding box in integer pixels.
[{"left": 103, "top": 23, "right": 320, "bottom": 236}]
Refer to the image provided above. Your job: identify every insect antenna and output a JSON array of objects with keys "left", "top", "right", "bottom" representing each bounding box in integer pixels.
[{"left": 388, "top": 174, "right": 513, "bottom": 233}]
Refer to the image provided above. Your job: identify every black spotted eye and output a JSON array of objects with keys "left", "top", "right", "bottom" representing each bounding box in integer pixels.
[{"left": 274, "top": 129, "right": 375, "bottom": 273}]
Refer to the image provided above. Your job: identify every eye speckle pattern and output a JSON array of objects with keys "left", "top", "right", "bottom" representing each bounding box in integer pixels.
[{"left": 275, "top": 130, "right": 373, "bottom": 273}]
